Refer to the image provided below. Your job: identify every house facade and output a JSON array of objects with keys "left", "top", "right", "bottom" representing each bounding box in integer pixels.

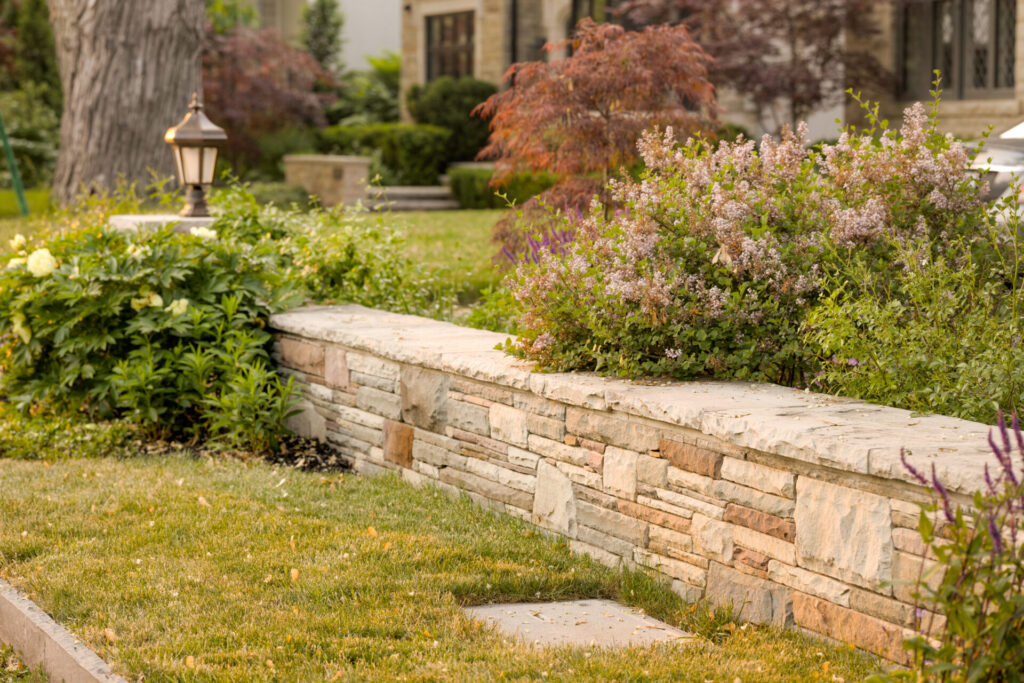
[{"left": 401, "top": 0, "right": 1024, "bottom": 139}]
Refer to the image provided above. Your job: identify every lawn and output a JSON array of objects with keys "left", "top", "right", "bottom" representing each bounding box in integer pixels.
[
  {"left": 0, "top": 427, "right": 881, "bottom": 681},
  {"left": 0, "top": 189, "right": 51, "bottom": 219},
  {"left": 392, "top": 209, "right": 508, "bottom": 301}
]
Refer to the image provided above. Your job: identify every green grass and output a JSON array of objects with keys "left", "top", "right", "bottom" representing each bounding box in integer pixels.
[
  {"left": 0, "top": 644, "right": 46, "bottom": 682},
  {"left": 0, "top": 189, "right": 51, "bottom": 219},
  {"left": 393, "top": 209, "right": 507, "bottom": 301},
  {"left": 0, "top": 445, "right": 881, "bottom": 682}
]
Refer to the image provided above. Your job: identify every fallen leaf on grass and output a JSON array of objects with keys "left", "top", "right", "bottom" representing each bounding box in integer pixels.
[
  {"left": 103, "top": 628, "right": 118, "bottom": 643},
  {"left": 263, "top": 574, "right": 273, "bottom": 584},
  {"left": 367, "top": 526, "right": 378, "bottom": 538},
  {"left": 185, "top": 655, "right": 195, "bottom": 668},
  {"left": 382, "top": 542, "right": 392, "bottom": 552},
  {"left": 197, "top": 496, "right": 210, "bottom": 508},
  {"left": 331, "top": 671, "right": 344, "bottom": 681},
  {"left": 290, "top": 568, "right": 299, "bottom": 582}
]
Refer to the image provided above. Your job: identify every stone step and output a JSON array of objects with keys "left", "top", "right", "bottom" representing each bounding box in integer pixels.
[
  {"left": 367, "top": 198, "right": 461, "bottom": 212},
  {"left": 369, "top": 185, "right": 454, "bottom": 200}
]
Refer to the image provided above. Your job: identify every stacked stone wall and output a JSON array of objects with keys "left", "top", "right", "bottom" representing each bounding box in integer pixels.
[{"left": 271, "top": 305, "right": 992, "bottom": 663}]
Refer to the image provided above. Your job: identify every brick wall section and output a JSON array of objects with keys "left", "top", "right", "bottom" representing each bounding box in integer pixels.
[{"left": 271, "top": 305, "right": 992, "bottom": 663}]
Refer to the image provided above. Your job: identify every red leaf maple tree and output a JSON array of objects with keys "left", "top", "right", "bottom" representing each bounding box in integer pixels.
[{"left": 474, "top": 18, "right": 716, "bottom": 185}]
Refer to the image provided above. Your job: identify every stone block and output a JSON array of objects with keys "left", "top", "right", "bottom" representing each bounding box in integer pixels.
[
  {"left": 382, "top": 420, "right": 414, "bottom": 469},
  {"left": 554, "top": 461, "right": 603, "bottom": 489},
  {"left": 720, "top": 457, "right": 795, "bottom": 497},
  {"left": 636, "top": 495, "right": 696, "bottom": 522},
  {"left": 512, "top": 391, "right": 564, "bottom": 417},
  {"left": 793, "top": 593, "right": 908, "bottom": 663},
  {"left": 401, "top": 366, "right": 449, "bottom": 432},
  {"left": 451, "top": 376, "right": 514, "bottom": 405},
  {"left": 849, "top": 587, "right": 916, "bottom": 628},
  {"left": 733, "top": 526, "right": 796, "bottom": 564},
  {"left": 526, "top": 413, "right": 565, "bottom": 441},
  {"left": 508, "top": 446, "right": 540, "bottom": 470},
  {"left": 438, "top": 468, "right": 533, "bottom": 509},
  {"left": 723, "top": 504, "right": 795, "bottom": 542},
  {"left": 648, "top": 487, "right": 725, "bottom": 520},
  {"left": 527, "top": 435, "right": 589, "bottom": 467},
  {"left": 734, "top": 547, "right": 770, "bottom": 572},
  {"left": 691, "top": 512, "right": 734, "bottom": 563},
  {"left": 490, "top": 404, "right": 529, "bottom": 447},
  {"left": 346, "top": 351, "right": 399, "bottom": 381},
  {"left": 279, "top": 338, "right": 324, "bottom": 376},
  {"left": 356, "top": 386, "right": 402, "bottom": 421},
  {"left": 621, "top": 501, "right": 691, "bottom": 534},
  {"left": 637, "top": 454, "right": 668, "bottom": 487},
  {"left": 587, "top": 451, "right": 604, "bottom": 472},
  {"left": 767, "top": 560, "right": 851, "bottom": 606},
  {"left": 497, "top": 466, "right": 536, "bottom": 493},
  {"left": 576, "top": 500, "right": 648, "bottom": 545},
  {"left": 533, "top": 460, "right": 576, "bottom": 536},
  {"left": 706, "top": 562, "right": 792, "bottom": 627},
  {"left": 892, "top": 550, "right": 943, "bottom": 603},
  {"left": 350, "top": 371, "right": 397, "bottom": 393},
  {"left": 795, "top": 478, "right": 894, "bottom": 591},
  {"left": 717, "top": 480, "right": 795, "bottom": 518},
  {"left": 579, "top": 438, "right": 606, "bottom": 454},
  {"left": 449, "top": 427, "right": 508, "bottom": 457},
  {"left": 578, "top": 525, "right": 636, "bottom": 558},
  {"left": 284, "top": 398, "right": 326, "bottom": 440},
  {"left": 324, "top": 347, "right": 349, "bottom": 390},
  {"left": 336, "top": 405, "right": 385, "bottom": 430},
  {"left": 660, "top": 439, "right": 723, "bottom": 478},
  {"left": 667, "top": 467, "right": 717, "bottom": 497},
  {"left": 603, "top": 446, "right": 638, "bottom": 500},
  {"left": 565, "top": 407, "right": 660, "bottom": 451},
  {"left": 654, "top": 555, "right": 708, "bottom": 587},
  {"left": 448, "top": 400, "right": 490, "bottom": 436},
  {"left": 570, "top": 539, "right": 622, "bottom": 568},
  {"left": 649, "top": 524, "right": 693, "bottom": 553}
]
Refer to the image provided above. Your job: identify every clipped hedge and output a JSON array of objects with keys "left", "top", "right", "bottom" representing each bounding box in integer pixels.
[
  {"left": 447, "top": 167, "right": 557, "bottom": 209},
  {"left": 316, "top": 123, "right": 451, "bottom": 186},
  {"left": 406, "top": 76, "right": 497, "bottom": 164}
]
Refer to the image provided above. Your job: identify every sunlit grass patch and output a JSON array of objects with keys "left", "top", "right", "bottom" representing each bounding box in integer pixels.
[{"left": 0, "top": 449, "right": 881, "bottom": 681}]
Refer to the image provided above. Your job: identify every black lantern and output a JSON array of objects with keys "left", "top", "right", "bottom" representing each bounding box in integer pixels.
[{"left": 164, "top": 93, "right": 227, "bottom": 217}]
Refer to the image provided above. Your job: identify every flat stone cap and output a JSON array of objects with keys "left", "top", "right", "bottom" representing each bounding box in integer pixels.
[{"left": 464, "top": 600, "right": 694, "bottom": 648}]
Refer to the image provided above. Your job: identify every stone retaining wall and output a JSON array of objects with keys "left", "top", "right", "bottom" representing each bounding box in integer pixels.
[{"left": 270, "top": 305, "right": 993, "bottom": 663}]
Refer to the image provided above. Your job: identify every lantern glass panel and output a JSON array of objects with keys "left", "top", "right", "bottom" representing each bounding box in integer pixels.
[
  {"left": 172, "top": 146, "right": 185, "bottom": 185},
  {"left": 201, "top": 146, "right": 218, "bottom": 184},
  {"left": 181, "top": 146, "right": 202, "bottom": 185}
]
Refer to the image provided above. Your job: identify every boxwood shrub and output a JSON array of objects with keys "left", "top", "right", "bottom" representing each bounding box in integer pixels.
[{"left": 316, "top": 122, "right": 451, "bottom": 185}]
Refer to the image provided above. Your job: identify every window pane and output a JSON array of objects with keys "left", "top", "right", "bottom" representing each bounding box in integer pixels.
[{"left": 424, "top": 11, "right": 474, "bottom": 81}]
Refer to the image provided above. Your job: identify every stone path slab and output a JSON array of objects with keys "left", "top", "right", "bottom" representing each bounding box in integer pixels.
[{"left": 464, "top": 600, "right": 695, "bottom": 648}]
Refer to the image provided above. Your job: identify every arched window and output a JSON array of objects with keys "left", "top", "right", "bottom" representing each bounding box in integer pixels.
[{"left": 898, "top": 0, "right": 1016, "bottom": 100}]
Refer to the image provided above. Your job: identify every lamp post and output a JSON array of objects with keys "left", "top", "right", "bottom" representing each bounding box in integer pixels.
[{"left": 164, "top": 93, "right": 227, "bottom": 217}]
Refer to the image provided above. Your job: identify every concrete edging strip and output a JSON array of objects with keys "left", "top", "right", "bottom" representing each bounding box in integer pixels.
[{"left": 0, "top": 578, "right": 126, "bottom": 683}]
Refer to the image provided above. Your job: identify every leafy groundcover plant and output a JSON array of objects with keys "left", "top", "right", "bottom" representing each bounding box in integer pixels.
[
  {"left": 0, "top": 185, "right": 456, "bottom": 452},
  {"left": 505, "top": 88, "right": 992, "bottom": 396},
  {"left": 881, "top": 414, "right": 1024, "bottom": 681}
]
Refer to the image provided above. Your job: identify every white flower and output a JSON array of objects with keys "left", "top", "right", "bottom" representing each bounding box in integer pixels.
[
  {"left": 10, "top": 312, "right": 30, "bottom": 344},
  {"left": 189, "top": 226, "right": 217, "bottom": 240},
  {"left": 7, "top": 257, "right": 25, "bottom": 269},
  {"left": 26, "top": 249, "right": 56, "bottom": 277},
  {"left": 166, "top": 298, "right": 189, "bottom": 316},
  {"left": 130, "top": 291, "right": 164, "bottom": 311},
  {"left": 126, "top": 243, "right": 151, "bottom": 260},
  {"left": 149, "top": 293, "right": 163, "bottom": 308},
  {"left": 9, "top": 234, "right": 26, "bottom": 250}
]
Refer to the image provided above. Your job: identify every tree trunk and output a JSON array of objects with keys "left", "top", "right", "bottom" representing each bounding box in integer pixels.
[{"left": 47, "top": 0, "right": 205, "bottom": 206}]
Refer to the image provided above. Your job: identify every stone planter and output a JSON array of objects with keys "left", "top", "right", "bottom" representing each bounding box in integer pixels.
[{"left": 282, "top": 154, "right": 371, "bottom": 207}]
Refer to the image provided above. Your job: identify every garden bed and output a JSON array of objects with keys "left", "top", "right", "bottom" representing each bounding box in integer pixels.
[{"left": 0, "top": 443, "right": 878, "bottom": 680}]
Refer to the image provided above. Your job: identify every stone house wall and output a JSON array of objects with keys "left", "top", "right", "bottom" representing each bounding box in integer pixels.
[{"left": 270, "top": 305, "right": 994, "bottom": 663}]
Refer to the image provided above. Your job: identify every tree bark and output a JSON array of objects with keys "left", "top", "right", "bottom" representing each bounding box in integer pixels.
[{"left": 47, "top": 0, "right": 205, "bottom": 206}]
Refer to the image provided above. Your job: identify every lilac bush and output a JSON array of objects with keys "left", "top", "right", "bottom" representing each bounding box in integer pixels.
[{"left": 505, "top": 91, "right": 986, "bottom": 382}]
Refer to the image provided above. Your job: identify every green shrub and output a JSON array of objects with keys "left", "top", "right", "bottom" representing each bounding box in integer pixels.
[
  {"left": 252, "top": 126, "right": 317, "bottom": 180},
  {"left": 0, "top": 184, "right": 457, "bottom": 451},
  {"left": 327, "top": 51, "right": 400, "bottom": 125},
  {"left": 406, "top": 76, "right": 497, "bottom": 164},
  {"left": 0, "top": 219, "right": 300, "bottom": 450},
  {"left": 0, "top": 83, "right": 59, "bottom": 189},
  {"left": 243, "top": 181, "right": 318, "bottom": 209},
  {"left": 804, "top": 224, "right": 1024, "bottom": 424},
  {"left": 505, "top": 91, "right": 987, "bottom": 383},
  {"left": 447, "top": 167, "right": 556, "bottom": 209},
  {"left": 317, "top": 122, "right": 451, "bottom": 185}
]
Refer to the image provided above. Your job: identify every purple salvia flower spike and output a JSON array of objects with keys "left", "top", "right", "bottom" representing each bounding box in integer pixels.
[
  {"left": 931, "top": 463, "right": 955, "bottom": 524},
  {"left": 988, "top": 515, "right": 1004, "bottom": 554},
  {"left": 998, "top": 410, "right": 1012, "bottom": 457},
  {"left": 985, "top": 463, "right": 997, "bottom": 497},
  {"left": 901, "top": 448, "right": 929, "bottom": 486},
  {"left": 1012, "top": 412, "right": 1023, "bottom": 453}
]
